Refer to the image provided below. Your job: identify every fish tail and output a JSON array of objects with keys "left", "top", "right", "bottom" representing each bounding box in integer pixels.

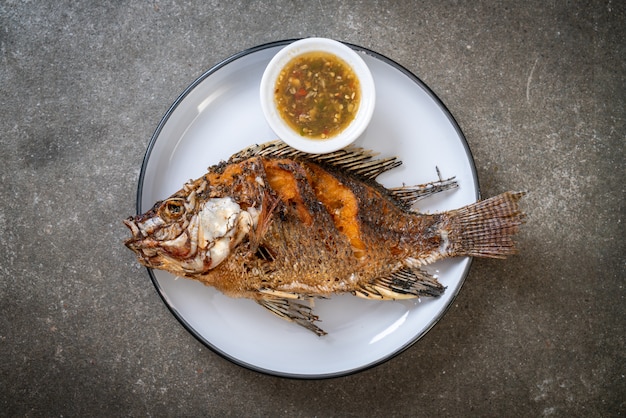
[{"left": 446, "top": 191, "right": 526, "bottom": 259}]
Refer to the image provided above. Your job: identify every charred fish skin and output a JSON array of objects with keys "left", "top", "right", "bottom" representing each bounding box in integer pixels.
[{"left": 124, "top": 140, "right": 525, "bottom": 335}]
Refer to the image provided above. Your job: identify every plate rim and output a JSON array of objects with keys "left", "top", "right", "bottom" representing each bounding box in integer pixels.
[{"left": 135, "top": 39, "right": 479, "bottom": 379}]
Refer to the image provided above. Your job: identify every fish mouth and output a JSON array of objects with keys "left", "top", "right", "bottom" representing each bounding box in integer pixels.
[
  {"left": 123, "top": 218, "right": 159, "bottom": 267},
  {"left": 123, "top": 217, "right": 143, "bottom": 249}
]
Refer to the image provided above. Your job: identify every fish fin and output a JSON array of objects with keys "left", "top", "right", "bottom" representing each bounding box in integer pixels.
[
  {"left": 249, "top": 191, "right": 280, "bottom": 255},
  {"left": 256, "top": 296, "right": 327, "bottom": 336},
  {"left": 231, "top": 140, "right": 401, "bottom": 180},
  {"left": 353, "top": 267, "right": 446, "bottom": 300},
  {"left": 259, "top": 288, "right": 308, "bottom": 299},
  {"left": 253, "top": 244, "right": 276, "bottom": 262},
  {"left": 313, "top": 147, "right": 401, "bottom": 180},
  {"left": 388, "top": 175, "right": 458, "bottom": 209},
  {"left": 445, "top": 191, "right": 526, "bottom": 258}
]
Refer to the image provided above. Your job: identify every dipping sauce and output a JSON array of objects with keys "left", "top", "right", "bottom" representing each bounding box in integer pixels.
[{"left": 274, "top": 51, "right": 360, "bottom": 140}]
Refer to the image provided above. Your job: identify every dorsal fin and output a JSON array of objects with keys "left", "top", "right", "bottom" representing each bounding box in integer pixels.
[
  {"left": 229, "top": 141, "right": 458, "bottom": 209},
  {"left": 387, "top": 176, "right": 458, "bottom": 209},
  {"left": 230, "top": 140, "right": 401, "bottom": 180}
]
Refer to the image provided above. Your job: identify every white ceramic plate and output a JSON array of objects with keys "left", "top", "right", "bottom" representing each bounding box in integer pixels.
[{"left": 137, "top": 40, "right": 478, "bottom": 378}]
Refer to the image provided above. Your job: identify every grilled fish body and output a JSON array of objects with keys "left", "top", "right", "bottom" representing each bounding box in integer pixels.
[{"left": 124, "top": 141, "right": 525, "bottom": 335}]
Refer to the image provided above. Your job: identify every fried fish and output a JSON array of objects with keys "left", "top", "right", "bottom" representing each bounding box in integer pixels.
[{"left": 124, "top": 141, "right": 525, "bottom": 335}]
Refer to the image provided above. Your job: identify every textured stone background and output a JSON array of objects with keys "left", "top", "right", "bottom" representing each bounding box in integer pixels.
[{"left": 1, "top": 1, "right": 624, "bottom": 416}]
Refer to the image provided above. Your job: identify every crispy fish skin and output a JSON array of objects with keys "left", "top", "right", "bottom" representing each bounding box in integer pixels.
[{"left": 124, "top": 141, "right": 525, "bottom": 335}]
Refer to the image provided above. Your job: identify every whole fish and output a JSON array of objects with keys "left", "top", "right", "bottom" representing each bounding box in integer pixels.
[{"left": 124, "top": 141, "right": 524, "bottom": 335}]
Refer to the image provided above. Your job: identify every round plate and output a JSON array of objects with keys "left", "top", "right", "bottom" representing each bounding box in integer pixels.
[{"left": 137, "top": 40, "right": 478, "bottom": 378}]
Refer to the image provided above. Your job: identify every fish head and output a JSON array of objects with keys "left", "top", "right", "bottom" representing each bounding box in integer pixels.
[{"left": 124, "top": 189, "right": 260, "bottom": 277}]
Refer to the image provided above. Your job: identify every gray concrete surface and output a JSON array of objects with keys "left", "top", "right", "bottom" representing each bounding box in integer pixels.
[{"left": 1, "top": 1, "right": 624, "bottom": 416}]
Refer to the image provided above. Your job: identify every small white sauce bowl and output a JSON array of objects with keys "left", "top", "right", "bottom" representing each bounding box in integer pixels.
[{"left": 260, "top": 38, "right": 376, "bottom": 154}]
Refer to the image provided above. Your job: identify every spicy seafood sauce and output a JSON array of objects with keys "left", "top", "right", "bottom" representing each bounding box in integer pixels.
[{"left": 274, "top": 52, "right": 360, "bottom": 140}]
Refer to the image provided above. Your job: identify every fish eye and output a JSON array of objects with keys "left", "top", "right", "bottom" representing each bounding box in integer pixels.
[
  {"left": 159, "top": 199, "right": 186, "bottom": 221},
  {"left": 167, "top": 202, "right": 182, "bottom": 214}
]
